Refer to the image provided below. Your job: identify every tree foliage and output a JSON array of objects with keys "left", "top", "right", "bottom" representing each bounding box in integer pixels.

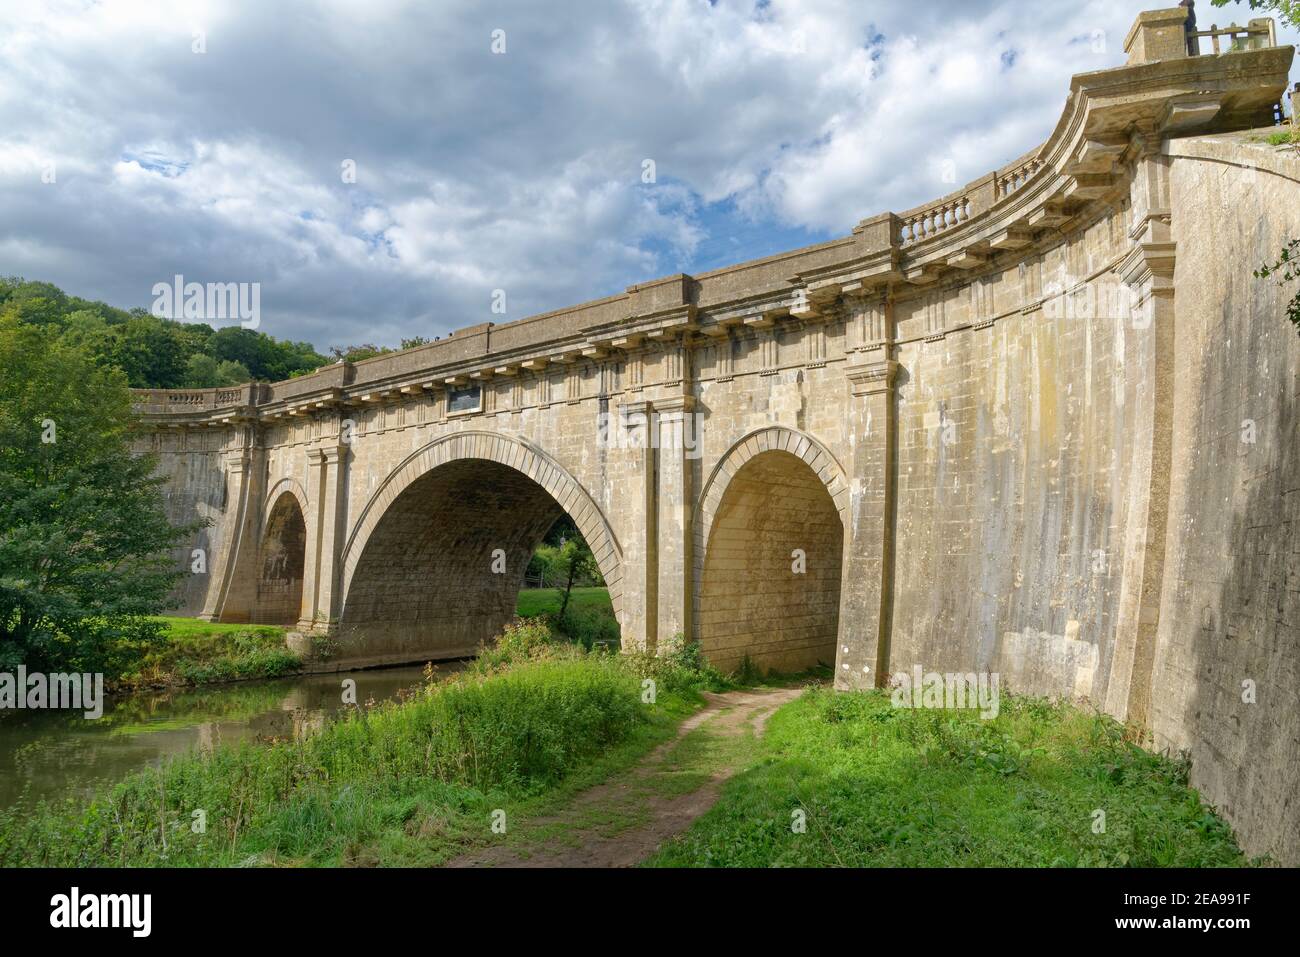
[
  {"left": 0, "top": 318, "right": 193, "bottom": 673},
  {"left": 527, "top": 527, "right": 604, "bottom": 618},
  {"left": 1209, "top": 0, "right": 1299, "bottom": 28},
  {"left": 328, "top": 343, "right": 391, "bottom": 363},
  {"left": 0, "top": 277, "right": 328, "bottom": 389},
  {"left": 328, "top": 337, "right": 436, "bottom": 364},
  {"left": 1256, "top": 238, "right": 1300, "bottom": 334}
]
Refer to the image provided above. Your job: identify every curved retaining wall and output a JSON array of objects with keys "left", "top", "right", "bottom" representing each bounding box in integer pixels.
[{"left": 1151, "top": 133, "right": 1300, "bottom": 865}]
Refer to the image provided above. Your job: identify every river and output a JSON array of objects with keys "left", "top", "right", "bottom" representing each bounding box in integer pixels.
[{"left": 0, "top": 661, "right": 466, "bottom": 813}]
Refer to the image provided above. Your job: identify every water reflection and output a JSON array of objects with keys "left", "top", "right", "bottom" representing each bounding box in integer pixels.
[{"left": 0, "top": 661, "right": 465, "bottom": 813}]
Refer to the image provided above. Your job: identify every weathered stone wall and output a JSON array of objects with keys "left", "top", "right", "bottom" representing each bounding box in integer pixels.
[
  {"left": 1150, "top": 133, "right": 1300, "bottom": 865},
  {"left": 334, "top": 392, "right": 637, "bottom": 598},
  {"left": 140, "top": 429, "right": 234, "bottom": 617},
  {"left": 252, "top": 492, "right": 306, "bottom": 625},
  {"left": 340, "top": 458, "right": 562, "bottom": 662},
  {"left": 887, "top": 199, "right": 1155, "bottom": 708}
]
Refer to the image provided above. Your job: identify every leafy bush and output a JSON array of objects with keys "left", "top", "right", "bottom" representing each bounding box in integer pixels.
[
  {"left": 470, "top": 617, "right": 575, "bottom": 676},
  {"left": 1254, "top": 237, "right": 1300, "bottom": 334},
  {"left": 554, "top": 604, "right": 620, "bottom": 650},
  {"left": 115, "top": 623, "right": 300, "bottom": 690},
  {"left": 618, "top": 633, "right": 726, "bottom": 696}
]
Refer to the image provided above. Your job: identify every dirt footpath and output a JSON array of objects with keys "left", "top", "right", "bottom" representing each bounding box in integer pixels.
[{"left": 444, "top": 686, "right": 803, "bottom": 868}]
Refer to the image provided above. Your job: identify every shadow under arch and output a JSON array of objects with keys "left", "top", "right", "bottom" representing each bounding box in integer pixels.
[
  {"left": 251, "top": 488, "right": 307, "bottom": 625},
  {"left": 336, "top": 431, "right": 623, "bottom": 664},
  {"left": 693, "top": 426, "right": 849, "bottom": 674}
]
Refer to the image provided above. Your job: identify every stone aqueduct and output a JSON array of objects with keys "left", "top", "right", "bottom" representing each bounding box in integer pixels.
[{"left": 136, "top": 10, "right": 1299, "bottom": 862}]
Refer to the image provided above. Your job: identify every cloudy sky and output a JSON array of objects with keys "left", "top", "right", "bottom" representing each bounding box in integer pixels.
[{"left": 1, "top": 0, "right": 1296, "bottom": 352}]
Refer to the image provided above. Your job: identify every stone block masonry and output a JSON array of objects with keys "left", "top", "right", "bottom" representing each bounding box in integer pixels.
[{"left": 133, "top": 11, "right": 1299, "bottom": 863}]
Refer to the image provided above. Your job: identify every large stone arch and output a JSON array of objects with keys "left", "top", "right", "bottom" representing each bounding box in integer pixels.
[
  {"left": 694, "top": 427, "right": 848, "bottom": 674},
  {"left": 336, "top": 431, "right": 623, "bottom": 663}
]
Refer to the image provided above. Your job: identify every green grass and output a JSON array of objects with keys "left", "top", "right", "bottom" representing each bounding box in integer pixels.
[
  {"left": 1249, "top": 128, "right": 1299, "bottom": 147},
  {"left": 146, "top": 616, "right": 284, "bottom": 638},
  {"left": 515, "top": 586, "right": 613, "bottom": 618},
  {"left": 516, "top": 587, "right": 621, "bottom": 650},
  {"left": 646, "top": 688, "right": 1251, "bottom": 868},
  {"left": 116, "top": 616, "right": 300, "bottom": 690},
  {"left": 0, "top": 623, "right": 715, "bottom": 867},
  {"left": 1, "top": 627, "right": 1252, "bottom": 867}
]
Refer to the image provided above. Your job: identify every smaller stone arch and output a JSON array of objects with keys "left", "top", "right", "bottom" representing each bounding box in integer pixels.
[
  {"left": 693, "top": 426, "right": 849, "bottom": 672},
  {"left": 252, "top": 486, "right": 308, "bottom": 625},
  {"left": 695, "top": 426, "right": 849, "bottom": 563},
  {"left": 263, "top": 477, "right": 309, "bottom": 529}
]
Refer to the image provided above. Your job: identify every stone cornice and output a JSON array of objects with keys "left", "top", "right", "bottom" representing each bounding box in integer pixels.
[{"left": 132, "top": 32, "right": 1294, "bottom": 427}]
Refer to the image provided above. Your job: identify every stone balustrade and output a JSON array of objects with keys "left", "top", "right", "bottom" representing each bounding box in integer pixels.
[
  {"left": 131, "top": 10, "right": 1293, "bottom": 430},
  {"left": 997, "top": 155, "right": 1047, "bottom": 199},
  {"left": 898, "top": 193, "right": 974, "bottom": 247}
]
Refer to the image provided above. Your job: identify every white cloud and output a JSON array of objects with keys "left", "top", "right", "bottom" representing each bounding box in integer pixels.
[{"left": 0, "top": 0, "right": 1295, "bottom": 349}]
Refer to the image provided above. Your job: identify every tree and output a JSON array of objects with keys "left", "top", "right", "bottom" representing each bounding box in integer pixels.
[
  {"left": 329, "top": 343, "right": 391, "bottom": 363},
  {"left": 108, "top": 315, "right": 189, "bottom": 388},
  {"left": 529, "top": 531, "right": 603, "bottom": 618},
  {"left": 184, "top": 353, "right": 252, "bottom": 388},
  {"left": 0, "top": 318, "right": 192, "bottom": 674},
  {"left": 555, "top": 539, "right": 598, "bottom": 618},
  {"left": 208, "top": 326, "right": 327, "bottom": 381},
  {"left": 1210, "top": 1, "right": 1299, "bottom": 27}
]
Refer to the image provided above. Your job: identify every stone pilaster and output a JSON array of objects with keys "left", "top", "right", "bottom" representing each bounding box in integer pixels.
[
  {"left": 597, "top": 335, "right": 649, "bottom": 651},
  {"left": 298, "top": 435, "right": 350, "bottom": 633},
  {"left": 617, "top": 398, "right": 657, "bottom": 652},
  {"left": 837, "top": 355, "right": 899, "bottom": 690},
  {"left": 654, "top": 394, "right": 696, "bottom": 647},
  {"left": 199, "top": 429, "right": 262, "bottom": 623},
  {"left": 1106, "top": 148, "right": 1177, "bottom": 731}
]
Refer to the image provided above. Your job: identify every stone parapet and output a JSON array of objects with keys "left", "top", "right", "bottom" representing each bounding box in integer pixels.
[{"left": 132, "top": 17, "right": 1293, "bottom": 431}]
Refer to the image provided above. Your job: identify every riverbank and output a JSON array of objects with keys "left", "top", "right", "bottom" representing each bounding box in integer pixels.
[
  {"left": 420, "top": 679, "right": 1250, "bottom": 868},
  {"left": 113, "top": 618, "right": 301, "bottom": 692},
  {"left": 0, "top": 623, "right": 718, "bottom": 866},
  {"left": 1, "top": 622, "right": 1250, "bottom": 867},
  {"left": 115, "top": 587, "right": 620, "bottom": 692}
]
